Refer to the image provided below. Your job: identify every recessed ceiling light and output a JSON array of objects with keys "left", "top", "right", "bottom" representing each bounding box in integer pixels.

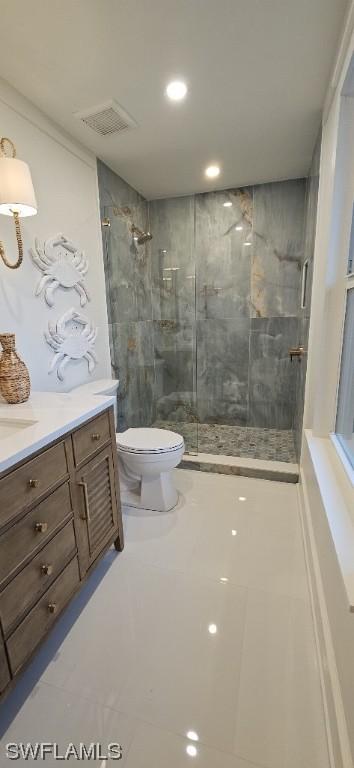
[
  {"left": 186, "top": 731, "right": 199, "bottom": 742},
  {"left": 166, "top": 80, "right": 187, "bottom": 101},
  {"left": 231, "top": 529, "right": 237, "bottom": 536},
  {"left": 244, "top": 242, "right": 252, "bottom": 247},
  {"left": 238, "top": 496, "right": 247, "bottom": 501},
  {"left": 205, "top": 165, "right": 220, "bottom": 179},
  {"left": 208, "top": 623, "right": 218, "bottom": 634},
  {"left": 223, "top": 201, "right": 232, "bottom": 207},
  {"left": 186, "top": 745, "right": 198, "bottom": 757},
  {"left": 220, "top": 577, "right": 229, "bottom": 583},
  {"left": 235, "top": 225, "right": 243, "bottom": 231}
]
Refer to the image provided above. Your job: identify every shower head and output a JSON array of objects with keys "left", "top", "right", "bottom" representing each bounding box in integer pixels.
[
  {"left": 137, "top": 231, "right": 153, "bottom": 245},
  {"left": 131, "top": 225, "right": 153, "bottom": 245}
]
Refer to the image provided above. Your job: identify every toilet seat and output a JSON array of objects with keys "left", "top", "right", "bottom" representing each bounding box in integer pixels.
[{"left": 116, "top": 427, "right": 184, "bottom": 455}]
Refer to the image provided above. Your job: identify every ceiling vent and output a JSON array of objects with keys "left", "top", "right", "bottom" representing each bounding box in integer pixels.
[{"left": 74, "top": 100, "right": 137, "bottom": 136}]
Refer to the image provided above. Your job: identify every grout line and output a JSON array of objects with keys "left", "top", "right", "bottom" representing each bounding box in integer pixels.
[
  {"left": 120, "top": 545, "right": 312, "bottom": 605},
  {"left": 41, "top": 656, "right": 269, "bottom": 768}
]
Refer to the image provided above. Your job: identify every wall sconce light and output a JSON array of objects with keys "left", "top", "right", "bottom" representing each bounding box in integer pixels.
[{"left": 0, "top": 137, "right": 37, "bottom": 269}]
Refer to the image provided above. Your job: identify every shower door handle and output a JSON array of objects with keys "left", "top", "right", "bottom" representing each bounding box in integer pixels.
[{"left": 289, "top": 346, "right": 306, "bottom": 362}]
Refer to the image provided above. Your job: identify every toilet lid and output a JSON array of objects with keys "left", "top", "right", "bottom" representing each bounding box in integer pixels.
[{"left": 116, "top": 428, "right": 184, "bottom": 454}]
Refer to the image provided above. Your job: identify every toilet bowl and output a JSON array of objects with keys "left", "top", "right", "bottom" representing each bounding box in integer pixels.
[
  {"left": 68, "top": 379, "right": 184, "bottom": 512},
  {"left": 117, "top": 428, "right": 184, "bottom": 511}
]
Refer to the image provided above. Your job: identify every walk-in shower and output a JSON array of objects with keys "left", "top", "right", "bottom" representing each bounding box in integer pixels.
[{"left": 98, "top": 155, "right": 320, "bottom": 465}]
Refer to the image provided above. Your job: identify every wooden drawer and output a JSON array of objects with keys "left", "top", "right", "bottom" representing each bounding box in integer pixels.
[
  {"left": 0, "top": 482, "right": 73, "bottom": 586},
  {"left": 7, "top": 556, "right": 80, "bottom": 675},
  {"left": 0, "top": 441, "right": 69, "bottom": 530},
  {"left": 0, "top": 637, "right": 10, "bottom": 693},
  {"left": 0, "top": 521, "right": 77, "bottom": 636},
  {"left": 72, "top": 410, "right": 111, "bottom": 466}
]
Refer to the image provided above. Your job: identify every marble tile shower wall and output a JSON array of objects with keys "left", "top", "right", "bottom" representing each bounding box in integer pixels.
[
  {"left": 150, "top": 180, "right": 306, "bottom": 430},
  {"left": 97, "top": 160, "right": 155, "bottom": 430},
  {"left": 98, "top": 158, "right": 306, "bottom": 434}
]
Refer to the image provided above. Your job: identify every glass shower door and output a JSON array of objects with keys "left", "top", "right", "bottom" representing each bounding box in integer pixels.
[
  {"left": 148, "top": 196, "right": 198, "bottom": 454},
  {"left": 102, "top": 199, "right": 198, "bottom": 454},
  {"left": 102, "top": 201, "right": 156, "bottom": 432}
]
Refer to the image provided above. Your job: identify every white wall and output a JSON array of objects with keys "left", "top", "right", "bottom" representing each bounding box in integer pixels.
[{"left": 0, "top": 77, "right": 111, "bottom": 393}]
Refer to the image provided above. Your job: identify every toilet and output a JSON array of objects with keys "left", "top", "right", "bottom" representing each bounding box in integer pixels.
[{"left": 69, "top": 379, "right": 184, "bottom": 512}]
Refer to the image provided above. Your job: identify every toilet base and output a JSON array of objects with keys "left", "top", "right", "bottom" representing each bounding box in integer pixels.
[{"left": 120, "top": 471, "right": 178, "bottom": 513}]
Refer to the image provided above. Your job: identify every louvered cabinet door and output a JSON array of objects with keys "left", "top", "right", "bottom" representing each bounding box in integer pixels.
[{"left": 76, "top": 447, "right": 119, "bottom": 570}]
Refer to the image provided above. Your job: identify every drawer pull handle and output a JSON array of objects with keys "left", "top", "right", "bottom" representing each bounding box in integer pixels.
[
  {"left": 34, "top": 522, "right": 48, "bottom": 533},
  {"left": 29, "top": 478, "right": 40, "bottom": 488},
  {"left": 48, "top": 603, "right": 57, "bottom": 614},
  {"left": 41, "top": 563, "right": 53, "bottom": 576},
  {"left": 91, "top": 432, "right": 101, "bottom": 441},
  {"left": 78, "top": 481, "right": 91, "bottom": 522}
]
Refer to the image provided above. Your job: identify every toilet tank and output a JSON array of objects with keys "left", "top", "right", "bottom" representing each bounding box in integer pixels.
[{"left": 69, "top": 379, "right": 119, "bottom": 427}]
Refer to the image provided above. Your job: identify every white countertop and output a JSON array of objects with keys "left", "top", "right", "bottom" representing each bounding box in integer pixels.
[{"left": 0, "top": 391, "right": 116, "bottom": 474}]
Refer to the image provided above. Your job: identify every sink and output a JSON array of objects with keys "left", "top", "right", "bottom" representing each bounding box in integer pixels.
[{"left": 0, "top": 418, "right": 37, "bottom": 440}]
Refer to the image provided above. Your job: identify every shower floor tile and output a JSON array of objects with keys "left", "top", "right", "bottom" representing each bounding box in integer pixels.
[{"left": 153, "top": 421, "right": 297, "bottom": 463}]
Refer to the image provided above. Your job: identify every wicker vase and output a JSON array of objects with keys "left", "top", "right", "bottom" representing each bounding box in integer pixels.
[{"left": 0, "top": 334, "right": 30, "bottom": 404}]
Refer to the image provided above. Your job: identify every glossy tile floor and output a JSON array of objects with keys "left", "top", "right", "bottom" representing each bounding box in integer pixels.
[
  {"left": 154, "top": 421, "right": 297, "bottom": 463},
  {"left": 0, "top": 470, "right": 329, "bottom": 768}
]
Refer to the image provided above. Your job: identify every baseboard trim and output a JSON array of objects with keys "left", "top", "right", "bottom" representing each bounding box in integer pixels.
[{"left": 297, "top": 469, "right": 352, "bottom": 768}]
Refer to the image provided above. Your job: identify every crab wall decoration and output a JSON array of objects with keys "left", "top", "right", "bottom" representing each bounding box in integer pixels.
[
  {"left": 31, "top": 234, "right": 90, "bottom": 307},
  {"left": 45, "top": 308, "right": 97, "bottom": 381}
]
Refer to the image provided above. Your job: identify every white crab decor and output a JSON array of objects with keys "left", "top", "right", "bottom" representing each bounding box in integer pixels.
[
  {"left": 31, "top": 234, "right": 90, "bottom": 307},
  {"left": 45, "top": 308, "right": 97, "bottom": 381}
]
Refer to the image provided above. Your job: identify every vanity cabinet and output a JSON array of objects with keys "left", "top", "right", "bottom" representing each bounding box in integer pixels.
[{"left": 0, "top": 405, "right": 123, "bottom": 699}]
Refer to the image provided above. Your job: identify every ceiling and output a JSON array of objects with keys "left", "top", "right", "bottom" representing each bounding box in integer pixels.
[{"left": 0, "top": 0, "right": 348, "bottom": 199}]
